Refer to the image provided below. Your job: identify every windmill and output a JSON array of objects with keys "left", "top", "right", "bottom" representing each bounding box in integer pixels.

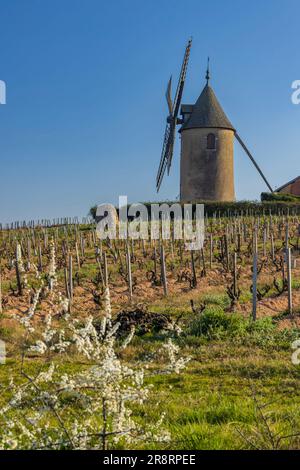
[{"left": 156, "top": 40, "right": 273, "bottom": 200}]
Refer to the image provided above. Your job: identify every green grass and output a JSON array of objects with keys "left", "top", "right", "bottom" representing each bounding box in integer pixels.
[
  {"left": 1, "top": 323, "right": 300, "bottom": 450},
  {"left": 131, "top": 339, "right": 300, "bottom": 449},
  {"left": 187, "top": 306, "right": 299, "bottom": 349}
]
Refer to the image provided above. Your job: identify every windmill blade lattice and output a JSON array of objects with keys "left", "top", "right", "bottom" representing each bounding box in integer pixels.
[{"left": 156, "top": 39, "right": 192, "bottom": 191}]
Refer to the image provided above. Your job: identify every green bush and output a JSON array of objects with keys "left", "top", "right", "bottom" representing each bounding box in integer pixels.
[
  {"left": 188, "top": 307, "right": 247, "bottom": 338},
  {"left": 89, "top": 205, "right": 97, "bottom": 220},
  {"left": 187, "top": 308, "right": 299, "bottom": 349},
  {"left": 261, "top": 192, "right": 300, "bottom": 203}
]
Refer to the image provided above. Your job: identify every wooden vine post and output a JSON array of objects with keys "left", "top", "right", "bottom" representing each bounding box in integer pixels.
[
  {"left": 68, "top": 255, "right": 73, "bottom": 301},
  {"left": 103, "top": 252, "right": 108, "bottom": 287},
  {"left": 38, "top": 242, "right": 43, "bottom": 272},
  {"left": 75, "top": 242, "right": 80, "bottom": 270},
  {"left": 160, "top": 243, "right": 168, "bottom": 296},
  {"left": 190, "top": 250, "right": 197, "bottom": 288},
  {"left": 233, "top": 252, "right": 238, "bottom": 298},
  {"left": 126, "top": 242, "right": 133, "bottom": 301},
  {"left": 209, "top": 234, "right": 213, "bottom": 270},
  {"left": 15, "top": 246, "right": 23, "bottom": 296},
  {"left": 252, "top": 228, "right": 258, "bottom": 321},
  {"left": 287, "top": 247, "right": 293, "bottom": 315}
]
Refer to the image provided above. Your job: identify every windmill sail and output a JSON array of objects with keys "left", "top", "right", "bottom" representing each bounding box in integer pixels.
[
  {"left": 156, "top": 39, "right": 192, "bottom": 192},
  {"left": 165, "top": 76, "right": 173, "bottom": 115}
]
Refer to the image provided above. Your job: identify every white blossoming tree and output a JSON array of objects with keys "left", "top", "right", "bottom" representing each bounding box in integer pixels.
[{"left": 0, "top": 271, "right": 189, "bottom": 449}]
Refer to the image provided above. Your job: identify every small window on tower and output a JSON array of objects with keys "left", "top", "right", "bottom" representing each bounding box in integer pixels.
[{"left": 207, "top": 133, "right": 216, "bottom": 150}]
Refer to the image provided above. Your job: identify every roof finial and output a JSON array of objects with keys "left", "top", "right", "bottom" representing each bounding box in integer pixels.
[{"left": 205, "top": 57, "right": 210, "bottom": 85}]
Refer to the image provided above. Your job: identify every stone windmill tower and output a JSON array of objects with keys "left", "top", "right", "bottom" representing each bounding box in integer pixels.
[
  {"left": 180, "top": 65, "right": 235, "bottom": 201},
  {"left": 156, "top": 40, "right": 273, "bottom": 200}
]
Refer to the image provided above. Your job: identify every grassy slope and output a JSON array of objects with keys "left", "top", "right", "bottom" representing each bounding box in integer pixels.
[
  {"left": 1, "top": 337, "right": 298, "bottom": 450},
  {"left": 141, "top": 342, "right": 300, "bottom": 450}
]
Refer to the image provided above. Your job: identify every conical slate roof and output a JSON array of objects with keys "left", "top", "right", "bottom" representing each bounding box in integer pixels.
[{"left": 181, "top": 84, "right": 235, "bottom": 131}]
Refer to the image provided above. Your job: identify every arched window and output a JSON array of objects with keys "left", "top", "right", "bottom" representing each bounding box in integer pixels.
[{"left": 207, "top": 133, "right": 216, "bottom": 150}]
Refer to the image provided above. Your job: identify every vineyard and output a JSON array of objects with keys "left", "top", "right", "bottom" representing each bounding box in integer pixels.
[{"left": 1, "top": 210, "right": 300, "bottom": 449}]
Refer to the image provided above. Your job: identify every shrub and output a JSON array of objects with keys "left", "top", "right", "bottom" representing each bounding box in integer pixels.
[
  {"left": 187, "top": 308, "right": 298, "bottom": 350},
  {"left": 188, "top": 307, "right": 247, "bottom": 338},
  {"left": 261, "top": 192, "right": 300, "bottom": 203}
]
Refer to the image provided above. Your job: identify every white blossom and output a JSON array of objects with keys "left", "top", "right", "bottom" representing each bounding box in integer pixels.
[{"left": 162, "top": 339, "right": 191, "bottom": 374}]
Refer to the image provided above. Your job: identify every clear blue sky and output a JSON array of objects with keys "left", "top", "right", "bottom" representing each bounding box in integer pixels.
[{"left": 0, "top": 0, "right": 299, "bottom": 223}]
